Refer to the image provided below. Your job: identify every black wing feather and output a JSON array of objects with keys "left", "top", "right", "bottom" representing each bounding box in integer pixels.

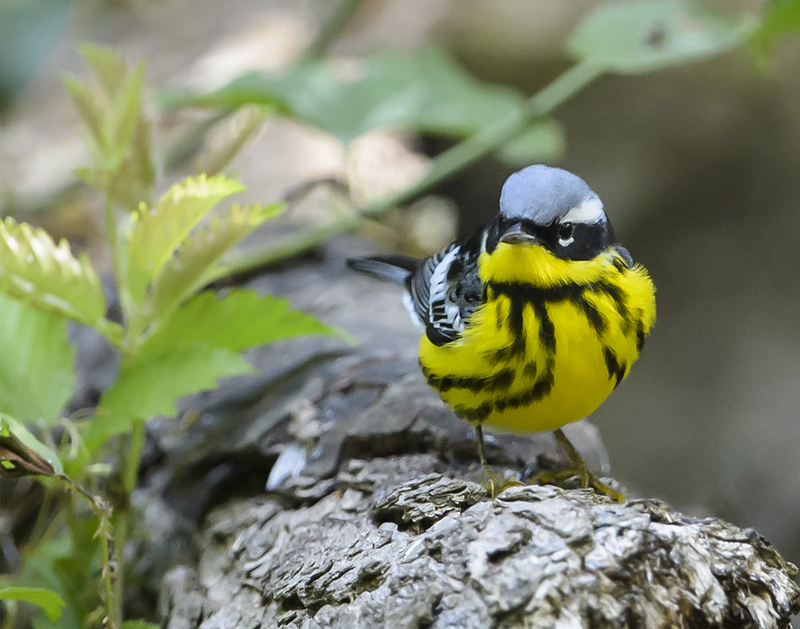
[{"left": 348, "top": 236, "right": 483, "bottom": 346}]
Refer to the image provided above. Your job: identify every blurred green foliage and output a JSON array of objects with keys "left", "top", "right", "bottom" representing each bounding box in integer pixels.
[
  {"left": 752, "top": 0, "right": 800, "bottom": 59},
  {"left": 163, "top": 46, "right": 564, "bottom": 165},
  {"left": 162, "top": 48, "right": 559, "bottom": 163},
  {"left": 568, "top": 0, "right": 756, "bottom": 73},
  {"left": 0, "top": 47, "right": 334, "bottom": 629},
  {"left": 0, "top": 294, "right": 75, "bottom": 425},
  {"left": 0, "top": 586, "right": 65, "bottom": 623},
  {"left": 64, "top": 44, "right": 155, "bottom": 212},
  {"left": 164, "top": 48, "right": 524, "bottom": 142},
  {"left": 0, "top": 414, "right": 62, "bottom": 476}
]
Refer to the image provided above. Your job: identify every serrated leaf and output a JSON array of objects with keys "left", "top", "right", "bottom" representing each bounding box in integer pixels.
[
  {"left": 104, "top": 63, "right": 144, "bottom": 166},
  {"left": 125, "top": 174, "right": 246, "bottom": 304},
  {"left": 148, "top": 203, "right": 284, "bottom": 324},
  {"left": 193, "top": 104, "right": 273, "bottom": 176},
  {"left": 0, "top": 415, "right": 63, "bottom": 477},
  {"left": 139, "top": 290, "right": 334, "bottom": 359},
  {"left": 0, "top": 217, "right": 111, "bottom": 331},
  {"left": 104, "top": 117, "right": 156, "bottom": 212},
  {"left": 0, "top": 586, "right": 65, "bottom": 623},
  {"left": 79, "top": 43, "right": 126, "bottom": 96},
  {"left": 568, "top": 0, "right": 756, "bottom": 74},
  {"left": 495, "top": 119, "right": 565, "bottom": 167},
  {"left": 161, "top": 47, "right": 524, "bottom": 144},
  {"left": 82, "top": 344, "right": 253, "bottom": 452},
  {"left": 69, "top": 44, "right": 154, "bottom": 213},
  {"left": 751, "top": 0, "right": 800, "bottom": 59},
  {"left": 63, "top": 74, "right": 104, "bottom": 143},
  {"left": 0, "top": 293, "right": 75, "bottom": 425}
]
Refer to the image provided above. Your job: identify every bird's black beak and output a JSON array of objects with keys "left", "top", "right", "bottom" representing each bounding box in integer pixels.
[{"left": 499, "top": 222, "right": 537, "bottom": 245}]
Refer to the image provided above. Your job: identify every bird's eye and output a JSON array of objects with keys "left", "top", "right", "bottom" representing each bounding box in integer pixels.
[{"left": 557, "top": 222, "right": 574, "bottom": 246}]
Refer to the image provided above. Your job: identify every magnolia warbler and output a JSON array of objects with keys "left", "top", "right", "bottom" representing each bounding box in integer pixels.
[{"left": 348, "top": 165, "right": 656, "bottom": 498}]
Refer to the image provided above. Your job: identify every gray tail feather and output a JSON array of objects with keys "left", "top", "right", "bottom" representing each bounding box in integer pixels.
[{"left": 346, "top": 255, "right": 418, "bottom": 287}]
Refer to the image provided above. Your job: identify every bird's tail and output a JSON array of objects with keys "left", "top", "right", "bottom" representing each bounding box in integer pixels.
[{"left": 346, "top": 255, "right": 418, "bottom": 287}]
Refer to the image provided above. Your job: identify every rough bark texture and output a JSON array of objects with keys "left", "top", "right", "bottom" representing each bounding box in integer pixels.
[
  {"left": 161, "top": 470, "right": 799, "bottom": 629},
  {"left": 106, "top": 238, "right": 799, "bottom": 628}
]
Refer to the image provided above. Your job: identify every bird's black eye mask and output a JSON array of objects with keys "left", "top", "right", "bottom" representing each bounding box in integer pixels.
[{"left": 481, "top": 214, "right": 614, "bottom": 261}]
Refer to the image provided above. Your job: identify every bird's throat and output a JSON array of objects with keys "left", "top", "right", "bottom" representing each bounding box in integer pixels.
[{"left": 478, "top": 243, "right": 611, "bottom": 288}]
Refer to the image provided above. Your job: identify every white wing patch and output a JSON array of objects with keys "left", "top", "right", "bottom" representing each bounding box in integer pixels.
[
  {"left": 561, "top": 197, "right": 605, "bottom": 225},
  {"left": 428, "top": 246, "right": 464, "bottom": 335},
  {"left": 402, "top": 292, "right": 426, "bottom": 330}
]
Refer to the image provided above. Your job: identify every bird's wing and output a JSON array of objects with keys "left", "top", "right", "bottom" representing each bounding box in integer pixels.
[
  {"left": 347, "top": 242, "right": 482, "bottom": 345},
  {"left": 409, "top": 243, "right": 482, "bottom": 346}
]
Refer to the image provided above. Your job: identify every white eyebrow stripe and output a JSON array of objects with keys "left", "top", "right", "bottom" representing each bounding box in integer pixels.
[{"left": 561, "top": 197, "right": 605, "bottom": 224}]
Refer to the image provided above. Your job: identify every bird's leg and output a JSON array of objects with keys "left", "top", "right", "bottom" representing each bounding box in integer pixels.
[
  {"left": 475, "top": 424, "right": 487, "bottom": 467},
  {"left": 475, "top": 425, "right": 524, "bottom": 497},
  {"left": 475, "top": 424, "right": 496, "bottom": 497},
  {"left": 537, "top": 429, "right": 625, "bottom": 502}
]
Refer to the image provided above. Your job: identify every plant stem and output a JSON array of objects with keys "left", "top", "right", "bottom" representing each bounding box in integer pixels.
[
  {"left": 386, "top": 61, "right": 604, "bottom": 209},
  {"left": 112, "top": 512, "right": 127, "bottom": 625},
  {"left": 111, "top": 419, "right": 144, "bottom": 624},
  {"left": 305, "top": 0, "right": 365, "bottom": 59},
  {"left": 55, "top": 474, "right": 116, "bottom": 626},
  {"left": 123, "top": 420, "right": 145, "bottom": 495},
  {"left": 210, "top": 61, "right": 603, "bottom": 279},
  {"left": 95, "top": 318, "right": 126, "bottom": 350},
  {"left": 98, "top": 510, "right": 117, "bottom": 629}
]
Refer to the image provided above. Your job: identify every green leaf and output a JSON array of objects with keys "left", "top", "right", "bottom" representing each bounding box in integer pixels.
[
  {"left": 103, "top": 62, "right": 144, "bottom": 167},
  {"left": 0, "top": 586, "right": 65, "bottom": 623},
  {"left": 68, "top": 44, "right": 154, "bottom": 213},
  {"left": 104, "top": 115, "right": 155, "bottom": 212},
  {"left": 751, "top": 0, "right": 800, "bottom": 59},
  {"left": 63, "top": 74, "right": 104, "bottom": 143},
  {"left": 22, "top": 521, "right": 100, "bottom": 629},
  {"left": 193, "top": 104, "right": 274, "bottom": 176},
  {"left": 139, "top": 290, "right": 335, "bottom": 359},
  {"left": 0, "top": 415, "right": 63, "bottom": 477},
  {"left": 82, "top": 344, "right": 253, "bottom": 452},
  {"left": 79, "top": 43, "right": 126, "bottom": 96},
  {"left": 125, "top": 174, "right": 246, "bottom": 304},
  {"left": 148, "top": 203, "right": 285, "bottom": 325},
  {"left": 568, "top": 0, "right": 757, "bottom": 74},
  {"left": 495, "top": 119, "right": 565, "bottom": 167},
  {"left": 162, "top": 47, "right": 525, "bottom": 144},
  {"left": 0, "top": 217, "right": 113, "bottom": 332},
  {"left": 0, "top": 294, "right": 75, "bottom": 425}
]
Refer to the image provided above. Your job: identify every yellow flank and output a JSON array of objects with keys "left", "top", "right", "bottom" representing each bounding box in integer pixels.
[{"left": 418, "top": 242, "right": 656, "bottom": 434}]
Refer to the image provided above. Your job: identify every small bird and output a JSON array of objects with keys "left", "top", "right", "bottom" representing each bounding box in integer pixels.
[{"left": 348, "top": 165, "right": 656, "bottom": 498}]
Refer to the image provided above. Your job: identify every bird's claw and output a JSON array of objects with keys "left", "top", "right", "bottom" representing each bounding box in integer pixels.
[
  {"left": 480, "top": 466, "right": 525, "bottom": 498},
  {"left": 533, "top": 466, "right": 625, "bottom": 502}
]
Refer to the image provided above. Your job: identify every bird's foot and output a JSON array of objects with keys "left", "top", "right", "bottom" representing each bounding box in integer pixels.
[
  {"left": 537, "top": 428, "right": 626, "bottom": 502},
  {"left": 480, "top": 466, "right": 525, "bottom": 499},
  {"left": 533, "top": 466, "right": 625, "bottom": 502}
]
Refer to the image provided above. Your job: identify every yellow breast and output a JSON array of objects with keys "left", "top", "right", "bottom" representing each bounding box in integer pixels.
[{"left": 418, "top": 242, "right": 656, "bottom": 434}]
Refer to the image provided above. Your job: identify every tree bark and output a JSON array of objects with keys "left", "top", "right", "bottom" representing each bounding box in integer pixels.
[{"left": 160, "top": 458, "right": 799, "bottom": 628}]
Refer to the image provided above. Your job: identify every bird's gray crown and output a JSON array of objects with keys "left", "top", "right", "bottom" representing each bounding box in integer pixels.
[{"left": 499, "top": 165, "right": 602, "bottom": 225}]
